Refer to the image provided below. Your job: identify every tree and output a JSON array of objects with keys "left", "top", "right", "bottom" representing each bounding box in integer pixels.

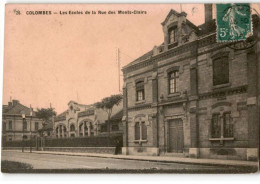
[
  {"left": 35, "top": 108, "right": 56, "bottom": 125},
  {"left": 94, "top": 94, "right": 123, "bottom": 135}
]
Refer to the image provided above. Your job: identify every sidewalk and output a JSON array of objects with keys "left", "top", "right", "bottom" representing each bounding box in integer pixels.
[{"left": 4, "top": 150, "right": 258, "bottom": 168}]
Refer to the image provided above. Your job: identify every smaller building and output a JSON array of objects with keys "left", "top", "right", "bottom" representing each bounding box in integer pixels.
[
  {"left": 100, "top": 109, "right": 123, "bottom": 134},
  {"left": 2, "top": 99, "right": 44, "bottom": 141},
  {"left": 53, "top": 100, "right": 123, "bottom": 138}
]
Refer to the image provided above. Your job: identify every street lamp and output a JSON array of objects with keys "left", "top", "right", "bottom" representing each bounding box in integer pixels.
[{"left": 22, "top": 113, "right": 25, "bottom": 152}]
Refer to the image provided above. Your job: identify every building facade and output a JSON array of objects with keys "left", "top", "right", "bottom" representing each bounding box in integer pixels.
[
  {"left": 2, "top": 99, "right": 43, "bottom": 141},
  {"left": 122, "top": 6, "right": 259, "bottom": 161},
  {"left": 53, "top": 101, "right": 123, "bottom": 138}
]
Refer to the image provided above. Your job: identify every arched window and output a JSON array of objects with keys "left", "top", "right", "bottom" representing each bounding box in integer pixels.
[
  {"left": 141, "top": 122, "right": 147, "bottom": 140},
  {"left": 135, "top": 123, "right": 140, "bottom": 140},
  {"left": 168, "top": 27, "right": 177, "bottom": 44},
  {"left": 134, "top": 122, "right": 147, "bottom": 141},
  {"left": 211, "top": 112, "right": 233, "bottom": 138},
  {"left": 70, "top": 124, "right": 75, "bottom": 131}
]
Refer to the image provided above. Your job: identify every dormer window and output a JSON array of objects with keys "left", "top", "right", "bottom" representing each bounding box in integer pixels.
[{"left": 169, "top": 27, "right": 177, "bottom": 44}]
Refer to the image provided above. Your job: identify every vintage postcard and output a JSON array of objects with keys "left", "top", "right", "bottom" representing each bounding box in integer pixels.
[{"left": 1, "top": 3, "right": 260, "bottom": 173}]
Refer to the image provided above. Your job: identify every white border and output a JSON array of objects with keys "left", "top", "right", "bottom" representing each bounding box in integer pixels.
[{"left": 0, "top": 0, "right": 259, "bottom": 184}]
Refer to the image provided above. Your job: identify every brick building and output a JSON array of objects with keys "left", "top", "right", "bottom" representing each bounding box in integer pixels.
[
  {"left": 2, "top": 99, "right": 43, "bottom": 141},
  {"left": 53, "top": 100, "right": 123, "bottom": 138},
  {"left": 121, "top": 5, "right": 259, "bottom": 160}
]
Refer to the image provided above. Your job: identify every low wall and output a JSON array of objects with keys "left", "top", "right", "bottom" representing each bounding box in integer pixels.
[
  {"left": 2, "top": 147, "right": 37, "bottom": 151},
  {"left": 3, "top": 147, "right": 117, "bottom": 154},
  {"left": 43, "top": 147, "right": 116, "bottom": 154}
]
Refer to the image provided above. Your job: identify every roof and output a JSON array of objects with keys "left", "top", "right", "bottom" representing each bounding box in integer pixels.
[
  {"left": 197, "top": 19, "right": 216, "bottom": 36},
  {"left": 110, "top": 109, "right": 123, "bottom": 121},
  {"left": 123, "top": 9, "right": 200, "bottom": 70},
  {"left": 56, "top": 110, "right": 67, "bottom": 118},
  {"left": 3, "top": 100, "right": 36, "bottom": 116},
  {"left": 123, "top": 50, "right": 153, "bottom": 68},
  {"left": 161, "top": 9, "right": 187, "bottom": 26}
]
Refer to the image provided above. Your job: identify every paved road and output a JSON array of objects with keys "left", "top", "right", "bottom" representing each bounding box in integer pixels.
[{"left": 1, "top": 151, "right": 254, "bottom": 173}]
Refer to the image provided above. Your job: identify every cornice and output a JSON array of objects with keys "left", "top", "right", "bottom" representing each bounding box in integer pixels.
[
  {"left": 199, "top": 85, "right": 247, "bottom": 100},
  {"left": 128, "top": 103, "right": 152, "bottom": 112},
  {"left": 78, "top": 109, "right": 95, "bottom": 118}
]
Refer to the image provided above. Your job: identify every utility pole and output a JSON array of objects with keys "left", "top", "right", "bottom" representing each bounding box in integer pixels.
[
  {"left": 30, "top": 105, "right": 32, "bottom": 153},
  {"left": 117, "top": 48, "right": 121, "bottom": 92}
]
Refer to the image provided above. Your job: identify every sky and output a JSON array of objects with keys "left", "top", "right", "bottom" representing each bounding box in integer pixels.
[{"left": 3, "top": 4, "right": 260, "bottom": 114}]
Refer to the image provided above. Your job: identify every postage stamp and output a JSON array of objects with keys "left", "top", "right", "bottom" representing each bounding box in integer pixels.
[{"left": 216, "top": 3, "right": 252, "bottom": 42}]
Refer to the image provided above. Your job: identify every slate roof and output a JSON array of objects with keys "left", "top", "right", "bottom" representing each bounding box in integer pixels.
[
  {"left": 110, "top": 109, "right": 123, "bottom": 121},
  {"left": 123, "top": 50, "right": 153, "bottom": 68},
  {"left": 3, "top": 100, "right": 36, "bottom": 116},
  {"left": 122, "top": 9, "right": 202, "bottom": 70}
]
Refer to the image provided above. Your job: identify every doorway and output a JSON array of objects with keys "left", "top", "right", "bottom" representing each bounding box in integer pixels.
[{"left": 168, "top": 119, "right": 184, "bottom": 153}]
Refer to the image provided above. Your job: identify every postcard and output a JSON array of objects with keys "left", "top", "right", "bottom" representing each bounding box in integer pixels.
[{"left": 1, "top": 3, "right": 259, "bottom": 173}]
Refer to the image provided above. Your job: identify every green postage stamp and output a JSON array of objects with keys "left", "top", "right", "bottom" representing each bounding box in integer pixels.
[{"left": 216, "top": 3, "right": 252, "bottom": 42}]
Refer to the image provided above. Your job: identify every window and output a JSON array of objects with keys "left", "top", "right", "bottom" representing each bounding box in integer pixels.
[
  {"left": 8, "top": 121, "right": 12, "bottom": 130},
  {"left": 141, "top": 122, "right": 147, "bottom": 140},
  {"left": 23, "top": 120, "right": 27, "bottom": 130},
  {"left": 135, "top": 123, "right": 140, "bottom": 140},
  {"left": 169, "top": 71, "right": 179, "bottom": 94},
  {"left": 111, "top": 124, "right": 119, "bottom": 131},
  {"left": 213, "top": 56, "right": 229, "bottom": 86},
  {"left": 211, "top": 112, "right": 233, "bottom": 138},
  {"left": 35, "top": 122, "right": 39, "bottom": 131},
  {"left": 101, "top": 124, "right": 108, "bottom": 132},
  {"left": 135, "top": 122, "right": 147, "bottom": 141},
  {"left": 211, "top": 114, "right": 221, "bottom": 138},
  {"left": 70, "top": 124, "right": 75, "bottom": 131},
  {"left": 3, "top": 122, "right": 6, "bottom": 131},
  {"left": 223, "top": 112, "right": 233, "bottom": 137},
  {"left": 169, "top": 27, "right": 177, "bottom": 44},
  {"left": 136, "top": 81, "right": 145, "bottom": 101}
]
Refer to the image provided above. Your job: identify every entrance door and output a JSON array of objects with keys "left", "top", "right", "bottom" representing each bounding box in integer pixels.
[{"left": 168, "top": 119, "right": 184, "bottom": 153}]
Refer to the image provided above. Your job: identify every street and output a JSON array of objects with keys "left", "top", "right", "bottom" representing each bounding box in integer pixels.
[{"left": 1, "top": 150, "right": 256, "bottom": 173}]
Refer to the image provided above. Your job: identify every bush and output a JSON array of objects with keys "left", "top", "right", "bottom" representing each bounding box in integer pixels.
[
  {"left": 44, "top": 134, "right": 123, "bottom": 147},
  {"left": 1, "top": 160, "right": 33, "bottom": 173},
  {"left": 2, "top": 133, "right": 123, "bottom": 148}
]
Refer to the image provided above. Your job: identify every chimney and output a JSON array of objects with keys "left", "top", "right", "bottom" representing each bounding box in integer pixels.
[
  {"left": 8, "top": 102, "right": 12, "bottom": 108},
  {"left": 204, "top": 4, "right": 213, "bottom": 23},
  {"left": 12, "top": 100, "right": 19, "bottom": 107}
]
